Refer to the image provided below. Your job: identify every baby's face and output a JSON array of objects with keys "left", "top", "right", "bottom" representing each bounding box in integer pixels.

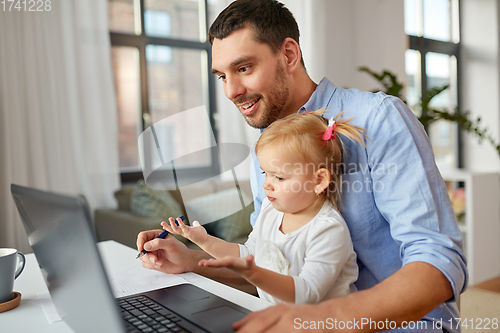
[{"left": 257, "top": 146, "right": 318, "bottom": 216}]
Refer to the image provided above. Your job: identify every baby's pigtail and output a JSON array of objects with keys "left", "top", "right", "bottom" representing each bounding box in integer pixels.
[
  {"left": 310, "top": 110, "right": 368, "bottom": 210},
  {"left": 331, "top": 111, "right": 368, "bottom": 148}
]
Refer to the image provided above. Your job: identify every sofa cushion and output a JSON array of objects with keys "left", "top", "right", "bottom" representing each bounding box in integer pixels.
[
  {"left": 130, "top": 180, "right": 186, "bottom": 228},
  {"left": 114, "top": 187, "right": 134, "bottom": 211}
]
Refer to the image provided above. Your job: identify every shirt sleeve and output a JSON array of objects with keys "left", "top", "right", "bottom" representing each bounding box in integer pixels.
[
  {"left": 293, "top": 218, "right": 357, "bottom": 304},
  {"left": 250, "top": 144, "right": 266, "bottom": 226},
  {"left": 239, "top": 229, "right": 256, "bottom": 258},
  {"left": 366, "top": 96, "right": 468, "bottom": 302}
]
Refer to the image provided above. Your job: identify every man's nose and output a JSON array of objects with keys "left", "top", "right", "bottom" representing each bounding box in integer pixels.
[{"left": 224, "top": 75, "right": 245, "bottom": 100}]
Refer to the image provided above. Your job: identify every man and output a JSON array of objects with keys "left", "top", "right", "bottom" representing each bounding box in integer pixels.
[{"left": 137, "top": 0, "right": 467, "bottom": 331}]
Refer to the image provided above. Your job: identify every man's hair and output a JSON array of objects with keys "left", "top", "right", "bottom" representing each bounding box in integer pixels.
[{"left": 208, "top": 0, "right": 305, "bottom": 67}]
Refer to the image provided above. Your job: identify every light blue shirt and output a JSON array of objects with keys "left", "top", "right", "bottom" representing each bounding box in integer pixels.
[{"left": 250, "top": 78, "right": 467, "bottom": 332}]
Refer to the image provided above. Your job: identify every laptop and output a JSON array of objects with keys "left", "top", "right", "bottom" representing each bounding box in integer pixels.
[{"left": 11, "top": 184, "right": 250, "bottom": 333}]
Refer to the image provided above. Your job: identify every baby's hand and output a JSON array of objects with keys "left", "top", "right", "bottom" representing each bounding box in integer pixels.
[
  {"left": 160, "top": 218, "right": 208, "bottom": 245},
  {"left": 198, "top": 254, "right": 257, "bottom": 279}
]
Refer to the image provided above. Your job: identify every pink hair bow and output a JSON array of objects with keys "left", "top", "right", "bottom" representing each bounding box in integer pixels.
[{"left": 322, "top": 117, "right": 337, "bottom": 141}]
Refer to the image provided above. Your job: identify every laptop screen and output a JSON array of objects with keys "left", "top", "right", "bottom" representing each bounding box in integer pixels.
[{"left": 11, "top": 184, "right": 126, "bottom": 333}]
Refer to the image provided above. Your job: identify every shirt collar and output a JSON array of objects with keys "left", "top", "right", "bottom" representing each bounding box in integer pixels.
[
  {"left": 259, "top": 77, "right": 337, "bottom": 133},
  {"left": 298, "top": 77, "right": 337, "bottom": 114}
]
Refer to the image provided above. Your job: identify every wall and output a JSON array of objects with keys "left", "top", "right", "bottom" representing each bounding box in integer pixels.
[
  {"left": 321, "top": 0, "right": 406, "bottom": 92},
  {"left": 457, "top": 0, "right": 500, "bottom": 280},
  {"left": 461, "top": 0, "right": 500, "bottom": 171}
]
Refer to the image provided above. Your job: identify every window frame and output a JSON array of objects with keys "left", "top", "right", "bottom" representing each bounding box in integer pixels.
[
  {"left": 406, "top": 0, "right": 463, "bottom": 167},
  {"left": 110, "top": 0, "right": 219, "bottom": 184}
]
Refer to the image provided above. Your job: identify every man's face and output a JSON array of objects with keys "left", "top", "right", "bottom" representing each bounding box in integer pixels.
[{"left": 211, "top": 27, "right": 291, "bottom": 129}]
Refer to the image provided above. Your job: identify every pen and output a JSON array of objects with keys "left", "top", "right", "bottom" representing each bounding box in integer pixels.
[{"left": 136, "top": 216, "right": 185, "bottom": 259}]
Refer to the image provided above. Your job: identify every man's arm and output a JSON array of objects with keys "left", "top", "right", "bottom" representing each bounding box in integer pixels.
[
  {"left": 234, "top": 261, "right": 452, "bottom": 332},
  {"left": 365, "top": 96, "right": 467, "bottom": 302}
]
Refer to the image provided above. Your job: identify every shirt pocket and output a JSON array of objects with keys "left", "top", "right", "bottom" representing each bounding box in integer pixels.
[{"left": 340, "top": 171, "right": 377, "bottom": 237}]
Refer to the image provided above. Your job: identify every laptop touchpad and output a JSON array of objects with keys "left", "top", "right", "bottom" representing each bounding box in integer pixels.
[
  {"left": 192, "top": 306, "right": 247, "bottom": 332},
  {"left": 166, "top": 284, "right": 210, "bottom": 302}
]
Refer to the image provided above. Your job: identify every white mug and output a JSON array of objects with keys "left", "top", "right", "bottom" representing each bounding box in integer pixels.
[{"left": 0, "top": 248, "right": 26, "bottom": 304}]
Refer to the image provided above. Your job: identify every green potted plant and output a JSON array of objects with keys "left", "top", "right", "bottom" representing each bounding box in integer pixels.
[{"left": 359, "top": 66, "right": 500, "bottom": 156}]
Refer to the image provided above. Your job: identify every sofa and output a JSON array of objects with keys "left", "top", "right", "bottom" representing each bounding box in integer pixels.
[{"left": 95, "top": 179, "right": 254, "bottom": 248}]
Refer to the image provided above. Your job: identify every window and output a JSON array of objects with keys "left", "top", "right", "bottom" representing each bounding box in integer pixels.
[
  {"left": 108, "top": 0, "right": 218, "bottom": 183},
  {"left": 404, "top": 0, "right": 461, "bottom": 170}
]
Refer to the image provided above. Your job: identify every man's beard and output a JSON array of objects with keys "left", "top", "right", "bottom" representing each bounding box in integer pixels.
[{"left": 238, "top": 62, "right": 290, "bottom": 129}]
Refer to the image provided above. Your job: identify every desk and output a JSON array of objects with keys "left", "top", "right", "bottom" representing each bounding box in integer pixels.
[{"left": 3, "top": 241, "right": 271, "bottom": 332}]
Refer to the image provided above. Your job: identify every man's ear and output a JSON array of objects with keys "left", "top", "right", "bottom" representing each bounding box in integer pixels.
[
  {"left": 314, "top": 168, "right": 330, "bottom": 194},
  {"left": 281, "top": 37, "right": 302, "bottom": 74}
]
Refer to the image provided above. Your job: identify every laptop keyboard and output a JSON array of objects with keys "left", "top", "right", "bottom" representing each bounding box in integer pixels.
[{"left": 118, "top": 295, "right": 193, "bottom": 333}]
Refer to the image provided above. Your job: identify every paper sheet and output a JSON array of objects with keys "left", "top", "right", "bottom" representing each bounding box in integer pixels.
[
  {"left": 178, "top": 272, "right": 204, "bottom": 284},
  {"left": 108, "top": 263, "right": 188, "bottom": 298}
]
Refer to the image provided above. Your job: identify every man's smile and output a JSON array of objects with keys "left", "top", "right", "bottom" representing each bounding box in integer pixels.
[{"left": 237, "top": 97, "right": 261, "bottom": 115}]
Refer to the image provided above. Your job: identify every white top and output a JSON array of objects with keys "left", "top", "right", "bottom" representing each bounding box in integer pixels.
[{"left": 239, "top": 198, "right": 358, "bottom": 304}]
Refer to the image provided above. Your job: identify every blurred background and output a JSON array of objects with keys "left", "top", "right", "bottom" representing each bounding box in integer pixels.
[{"left": 0, "top": 0, "right": 498, "bottom": 267}]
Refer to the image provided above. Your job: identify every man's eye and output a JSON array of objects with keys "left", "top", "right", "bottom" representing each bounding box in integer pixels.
[
  {"left": 275, "top": 176, "right": 285, "bottom": 181},
  {"left": 239, "top": 66, "right": 250, "bottom": 73},
  {"left": 217, "top": 75, "right": 226, "bottom": 81}
]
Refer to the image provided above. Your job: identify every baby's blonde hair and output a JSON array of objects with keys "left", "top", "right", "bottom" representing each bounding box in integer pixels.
[{"left": 255, "top": 110, "right": 367, "bottom": 210}]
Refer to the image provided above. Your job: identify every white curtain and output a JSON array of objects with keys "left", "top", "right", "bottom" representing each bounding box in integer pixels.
[
  {"left": 0, "top": 0, "right": 120, "bottom": 253},
  {"left": 211, "top": 0, "right": 326, "bottom": 183},
  {"left": 209, "top": 0, "right": 260, "bottom": 183}
]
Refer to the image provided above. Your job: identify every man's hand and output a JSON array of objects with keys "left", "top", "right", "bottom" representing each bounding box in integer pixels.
[
  {"left": 234, "top": 302, "right": 332, "bottom": 333},
  {"left": 199, "top": 254, "right": 257, "bottom": 279},
  {"left": 136, "top": 229, "right": 251, "bottom": 286},
  {"left": 136, "top": 229, "right": 203, "bottom": 274}
]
